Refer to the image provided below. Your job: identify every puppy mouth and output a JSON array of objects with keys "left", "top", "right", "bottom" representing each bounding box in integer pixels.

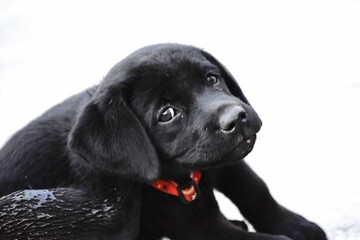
[
  {"left": 221, "top": 134, "right": 256, "bottom": 164},
  {"left": 204, "top": 134, "right": 256, "bottom": 169},
  {"left": 168, "top": 134, "right": 257, "bottom": 171}
]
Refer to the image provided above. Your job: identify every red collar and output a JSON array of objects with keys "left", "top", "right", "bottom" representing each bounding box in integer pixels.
[{"left": 151, "top": 171, "right": 202, "bottom": 204}]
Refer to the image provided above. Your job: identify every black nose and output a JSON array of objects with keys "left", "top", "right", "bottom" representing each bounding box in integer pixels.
[{"left": 219, "top": 105, "right": 248, "bottom": 133}]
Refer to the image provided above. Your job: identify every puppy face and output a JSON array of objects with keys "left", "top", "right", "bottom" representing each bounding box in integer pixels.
[
  {"left": 69, "top": 44, "right": 262, "bottom": 182},
  {"left": 125, "top": 45, "right": 262, "bottom": 172}
]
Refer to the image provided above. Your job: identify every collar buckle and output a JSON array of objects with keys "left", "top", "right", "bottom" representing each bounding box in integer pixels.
[{"left": 177, "top": 180, "right": 201, "bottom": 204}]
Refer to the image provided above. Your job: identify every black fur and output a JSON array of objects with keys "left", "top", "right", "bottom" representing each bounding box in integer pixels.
[{"left": 0, "top": 43, "right": 327, "bottom": 240}]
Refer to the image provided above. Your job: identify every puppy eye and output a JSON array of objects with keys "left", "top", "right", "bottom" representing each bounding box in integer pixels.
[
  {"left": 206, "top": 75, "right": 219, "bottom": 85},
  {"left": 159, "top": 107, "right": 178, "bottom": 123}
]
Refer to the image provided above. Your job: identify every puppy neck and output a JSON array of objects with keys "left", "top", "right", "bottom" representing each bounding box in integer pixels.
[{"left": 160, "top": 170, "right": 195, "bottom": 185}]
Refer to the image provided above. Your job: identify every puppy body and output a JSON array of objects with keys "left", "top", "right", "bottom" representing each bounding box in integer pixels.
[
  {"left": 0, "top": 89, "right": 143, "bottom": 239},
  {"left": 0, "top": 44, "right": 326, "bottom": 240}
]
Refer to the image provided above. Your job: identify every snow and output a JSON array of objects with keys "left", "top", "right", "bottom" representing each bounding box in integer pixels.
[
  {"left": 14, "top": 189, "right": 56, "bottom": 208},
  {"left": 1, "top": 0, "right": 359, "bottom": 239}
]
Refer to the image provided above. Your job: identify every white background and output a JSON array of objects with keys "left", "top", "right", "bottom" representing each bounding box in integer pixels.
[{"left": 1, "top": 0, "right": 360, "bottom": 239}]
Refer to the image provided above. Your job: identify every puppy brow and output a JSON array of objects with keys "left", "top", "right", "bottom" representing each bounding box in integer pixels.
[
  {"left": 202, "top": 64, "right": 221, "bottom": 74},
  {"left": 163, "top": 94, "right": 174, "bottom": 102}
]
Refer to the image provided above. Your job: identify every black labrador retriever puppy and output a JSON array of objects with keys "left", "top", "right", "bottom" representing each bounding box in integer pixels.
[{"left": 0, "top": 43, "right": 327, "bottom": 240}]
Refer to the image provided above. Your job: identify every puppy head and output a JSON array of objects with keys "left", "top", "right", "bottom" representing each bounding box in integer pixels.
[{"left": 69, "top": 43, "right": 262, "bottom": 181}]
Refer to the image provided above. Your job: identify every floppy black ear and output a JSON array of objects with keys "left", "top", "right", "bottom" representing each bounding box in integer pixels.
[
  {"left": 201, "top": 50, "right": 250, "bottom": 105},
  {"left": 68, "top": 85, "right": 159, "bottom": 183}
]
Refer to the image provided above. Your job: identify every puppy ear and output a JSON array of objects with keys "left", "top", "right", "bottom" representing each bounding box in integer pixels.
[
  {"left": 201, "top": 50, "right": 250, "bottom": 104},
  {"left": 68, "top": 86, "right": 159, "bottom": 183}
]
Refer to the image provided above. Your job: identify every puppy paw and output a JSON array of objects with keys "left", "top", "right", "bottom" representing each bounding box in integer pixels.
[
  {"left": 255, "top": 207, "right": 327, "bottom": 240},
  {"left": 277, "top": 220, "right": 327, "bottom": 240}
]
